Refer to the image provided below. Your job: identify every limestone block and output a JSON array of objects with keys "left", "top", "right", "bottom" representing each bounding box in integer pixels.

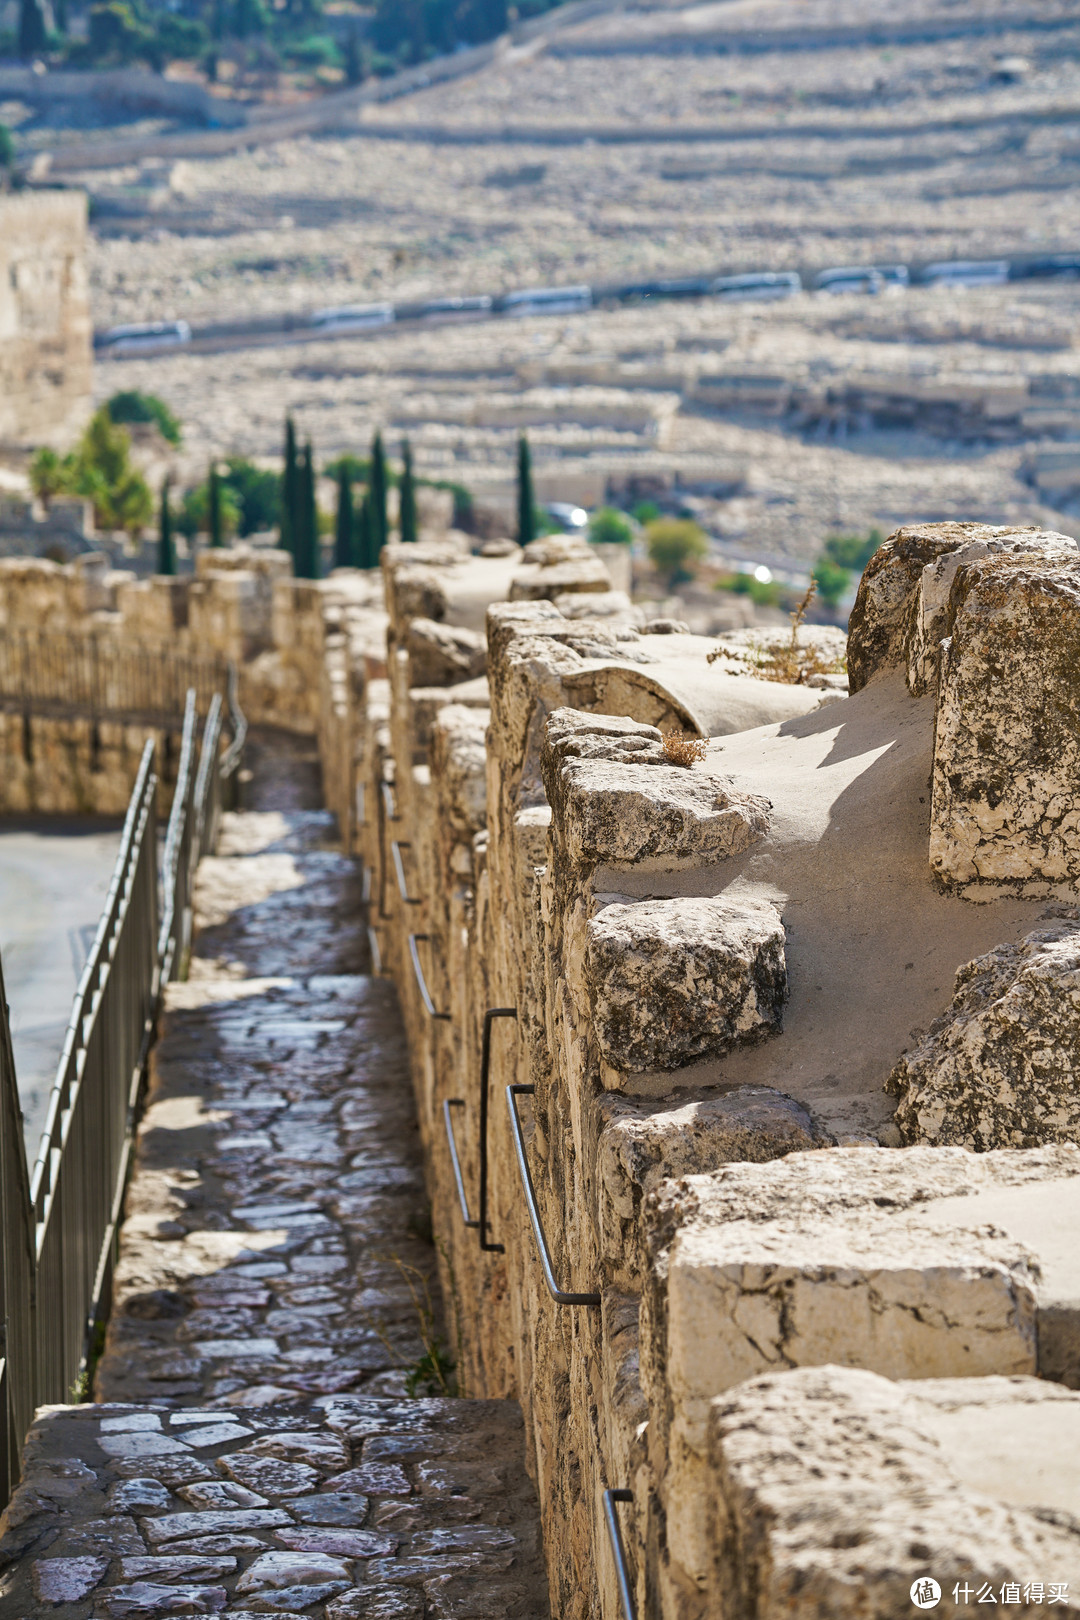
[
  {"left": 510, "top": 554, "right": 612, "bottom": 601},
  {"left": 596, "top": 1086, "right": 827, "bottom": 1258},
  {"left": 405, "top": 617, "right": 486, "bottom": 687},
  {"left": 889, "top": 921, "right": 1080, "bottom": 1150},
  {"left": 847, "top": 522, "right": 1071, "bottom": 693},
  {"left": 543, "top": 709, "right": 768, "bottom": 871},
  {"left": 409, "top": 677, "right": 489, "bottom": 756},
  {"left": 430, "top": 704, "right": 490, "bottom": 839},
  {"left": 706, "top": 1368, "right": 1080, "bottom": 1620},
  {"left": 930, "top": 553, "right": 1080, "bottom": 889},
  {"left": 585, "top": 896, "right": 787, "bottom": 1071},
  {"left": 644, "top": 1143, "right": 1080, "bottom": 1452},
  {"left": 906, "top": 528, "right": 1076, "bottom": 697},
  {"left": 552, "top": 589, "right": 643, "bottom": 625}
]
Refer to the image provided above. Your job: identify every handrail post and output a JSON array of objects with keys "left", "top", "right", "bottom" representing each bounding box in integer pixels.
[
  {"left": 505, "top": 1084, "right": 600, "bottom": 1306},
  {"left": 479, "top": 1007, "right": 516, "bottom": 1253},
  {"left": 408, "top": 935, "right": 450, "bottom": 1021}
]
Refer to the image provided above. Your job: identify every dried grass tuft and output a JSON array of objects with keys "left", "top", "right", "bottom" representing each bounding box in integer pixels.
[{"left": 662, "top": 733, "right": 708, "bottom": 768}]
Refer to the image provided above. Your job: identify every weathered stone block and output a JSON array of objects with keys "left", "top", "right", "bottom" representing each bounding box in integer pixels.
[
  {"left": 706, "top": 1368, "right": 1080, "bottom": 1620},
  {"left": 890, "top": 921, "right": 1080, "bottom": 1150},
  {"left": 930, "top": 553, "right": 1080, "bottom": 889},
  {"left": 847, "top": 521, "right": 1074, "bottom": 694},
  {"left": 543, "top": 730, "right": 769, "bottom": 869},
  {"left": 585, "top": 896, "right": 787, "bottom": 1071},
  {"left": 405, "top": 618, "right": 486, "bottom": 687}
]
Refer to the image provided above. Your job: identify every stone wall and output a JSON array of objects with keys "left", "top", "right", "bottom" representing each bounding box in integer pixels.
[
  {"left": 339, "top": 522, "right": 1080, "bottom": 1617},
  {"left": 0, "top": 191, "right": 92, "bottom": 449}
]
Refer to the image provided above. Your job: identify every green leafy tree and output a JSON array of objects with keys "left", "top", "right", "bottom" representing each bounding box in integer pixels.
[
  {"left": 30, "top": 446, "right": 66, "bottom": 507},
  {"left": 334, "top": 463, "right": 353, "bottom": 569},
  {"left": 516, "top": 434, "right": 535, "bottom": 548},
  {"left": 223, "top": 457, "right": 280, "bottom": 537},
  {"left": 175, "top": 478, "right": 240, "bottom": 540},
  {"left": 88, "top": 0, "right": 151, "bottom": 60},
  {"left": 107, "top": 389, "right": 182, "bottom": 445},
  {"left": 632, "top": 500, "right": 660, "bottom": 526},
  {"left": 811, "top": 557, "right": 851, "bottom": 609},
  {"left": 281, "top": 415, "right": 298, "bottom": 561},
  {"left": 159, "top": 477, "right": 176, "bottom": 576},
  {"left": 645, "top": 517, "right": 708, "bottom": 588},
  {"left": 399, "top": 439, "right": 417, "bottom": 544},
  {"left": 587, "top": 506, "right": 633, "bottom": 546},
  {"left": 822, "top": 528, "right": 883, "bottom": 573},
  {"left": 370, "top": 430, "right": 387, "bottom": 554},
  {"left": 61, "top": 407, "right": 154, "bottom": 536}
]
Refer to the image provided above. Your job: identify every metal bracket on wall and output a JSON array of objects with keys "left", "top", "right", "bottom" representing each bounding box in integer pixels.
[
  {"left": 479, "top": 1007, "right": 516, "bottom": 1253},
  {"left": 380, "top": 780, "right": 399, "bottom": 822},
  {"left": 443, "top": 1099, "right": 479, "bottom": 1228},
  {"left": 408, "top": 934, "right": 450, "bottom": 1021},
  {"left": 391, "top": 840, "right": 422, "bottom": 906},
  {"left": 365, "top": 924, "right": 383, "bottom": 976},
  {"left": 506, "top": 1083, "right": 601, "bottom": 1306},
  {"left": 602, "top": 1489, "right": 637, "bottom": 1620}
]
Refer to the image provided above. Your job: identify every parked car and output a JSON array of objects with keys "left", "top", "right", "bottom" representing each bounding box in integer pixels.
[
  {"left": 498, "top": 285, "right": 593, "bottom": 316},
  {"left": 96, "top": 319, "right": 192, "bottom": 353},
  {"left": 920, "top": 259, "right": 1009, "bottom": 288},
  {"left": 310, "top": 303, "right": 395, "bottom": 333},
  {"left": 709, "top": 271, "right": 802, "bottom": 301},
  {"left": 544, "top": 502, "right": 588, "bottom": 531}
]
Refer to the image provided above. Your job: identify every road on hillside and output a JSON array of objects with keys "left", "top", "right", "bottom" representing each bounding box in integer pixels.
[{"left": 0, "top": 819, "right": 123, "bottom": 1155}]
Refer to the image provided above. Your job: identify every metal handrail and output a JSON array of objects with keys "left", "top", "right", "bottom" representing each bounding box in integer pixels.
[
  {"left": 408, "top": 935, "right": 450, "bottom": 1021},
  {"left": 381, "top": 780, "right": 399, "bottom": 822},
  {"left": 157, "top": 690, "right": 198, "bottom": 986},
  {"left": 443, "top": 1100, "right": 478, "bottom": 1229},
  {"left": 220, "top": 659, "right": 247, "bottom": 785},
  {"left": 356, "top": 780, "right": 366, "bottom": 828},
  {"left": 603, "top": 1489, "right": 637, "bottom": 1620},
  {"left": 366, "top": 925, "right": 383, "bottom": 975},
  {"left": 506, "top": 1084, "right": 601, "bottom": 1306},
  {"left": 479, "top": 1007, "right": 516, "bottom": 1253},
  {"left": 391, "top": 840, "right": 422, "bottom": 906}
]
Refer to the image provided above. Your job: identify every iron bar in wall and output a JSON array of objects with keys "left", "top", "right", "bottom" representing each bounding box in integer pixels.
[
  {"left": 506, "top": 1084, "right": 600, "bottom": 1306},
  {"left": 603, "top": 1489, "right": 637, "bottom": 1620},
  {"left": 408, "top": 935, "right": 450, "bottom": 1021},
  {"left": 479, "top": 1007, "right": 516, "bottom": 1253},
  {"left": 391, "top": 840, "right": 422, "bottom": 906},
  {"left": 443, "top": 1099, "right": 479, "bottom": 1229}
]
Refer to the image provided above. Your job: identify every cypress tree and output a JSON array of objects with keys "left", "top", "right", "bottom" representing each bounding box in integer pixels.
[
  {"left": 209, "top": 463, "right": 223, "bottom": 548},
  {"left": 294, "top": 441, "right": 319, "bottom": 580},
  {"left": 333, "top": 463, "right": 353, "bottom": 570},
  {"left": 281, "top": 415, "right": 297, "bottom": 562},
  {"left": 516, "top": 433, "right": 535, "bottom": 548},
  {"left": 370, "top": 430, "right": 387, "bottom": 553},
  {"left": 356, "top": 492, "right": 374, "bottom": 570},
  {"left": 399, "top": 438, "right": 417, "bottom": 544},
  {"left": 159, "top": 477, "right": 176, "bottom": 576}
]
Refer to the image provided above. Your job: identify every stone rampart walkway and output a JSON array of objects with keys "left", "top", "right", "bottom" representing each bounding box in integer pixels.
[{"left": 0, "top": 731, "right": 549, "bottom": 1620}]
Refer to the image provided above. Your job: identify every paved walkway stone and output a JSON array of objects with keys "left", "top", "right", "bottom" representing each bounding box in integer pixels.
[{"left": 0, "top": 731, "right": 550, "bottom": 1620}]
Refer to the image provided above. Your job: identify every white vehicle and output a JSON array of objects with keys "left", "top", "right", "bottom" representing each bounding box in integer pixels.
[
  {"left": 709, "top": 271, "right": 801, "bottom": 302},
  {"left": 499, "top": 285, "right": 592, "bottom": 317},
  {"left": 96, "top": 319, "right": 192, "bottom": 354},
  {"left": 921, "top": 259, "right": 1009, "bottom": 288},
  {"left": 310, "top": 302, "right": 395, "bottom": 334}
]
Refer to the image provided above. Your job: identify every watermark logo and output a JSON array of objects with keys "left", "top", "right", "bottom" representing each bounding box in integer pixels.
[{"left": 911, "top": 1579, "right": 942, "bottom": 1609}]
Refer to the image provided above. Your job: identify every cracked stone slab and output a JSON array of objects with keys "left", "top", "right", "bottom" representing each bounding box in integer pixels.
[{"left": 705, "top": 1367, "right": 1080, "bottom": 1619}]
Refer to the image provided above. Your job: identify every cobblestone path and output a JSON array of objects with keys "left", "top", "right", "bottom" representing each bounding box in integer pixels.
[{"left": 0, "top": 732, "right": 550, "bottom": 1620}]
